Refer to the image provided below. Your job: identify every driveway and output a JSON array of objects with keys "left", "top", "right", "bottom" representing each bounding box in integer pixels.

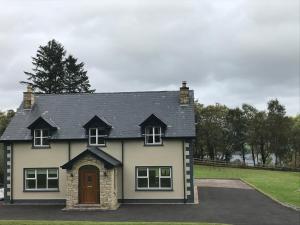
[{"left": 0, "top": 180, "right": 299, "bottom": 225}]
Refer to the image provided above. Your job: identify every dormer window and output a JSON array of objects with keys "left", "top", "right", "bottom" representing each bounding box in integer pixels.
[
  {"left": 140, "top": 114, "right": 167, "bottom": 146},
  {"left": 89, "top": 128, "right": 106, "bottom": 146},
  {"left": 83, "top": 116, "right": 112, "bottom": 147},
  {"left": 145, "top": 126, "right": 162, "bottom": 145},
  {"left": 34, "top": 129, "right": 49, "bottom": 147},
  {"left": 28, "top": 116, "right": 57, "bottom": 148}
]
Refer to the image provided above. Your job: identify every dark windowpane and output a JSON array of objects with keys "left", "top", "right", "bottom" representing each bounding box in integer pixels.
[
  {"left": 26, "top": 169, "right": 35, "bottom": 178},
  {"left": 26, "top": 180, "right": 36, "bottom": 189},
  {"left": 145, "top": 127, "right": 153, "bottom": 135},
  {"left": 42, "top": 129, "right": 49, "bottom": 137},
  {"left": 35, "top": 130, "right": 41, "bottom": 137},
  {"left": 98, "top": 137, "right": 105, "bottom": 145},
  {"left": 146, "top": 135, "right": 153, "bottom": 144},
  {"left": 138, "top": 168, "right": 147, "bottom": 176},
  {"left": 98, "top": 129, "right": 106, "bottom": 135},
  {"left": 149, "top": 168, "right": 159, "bottom": 188},
  {"left": 48, "top": 169, "right": 58, "bottom": 178},
  {"left": 48, "top": 179, "right": 58, "bottom": 189},
  {"left": 90, "top": 128, "right": 97, "bottom": 136},
  {"left": 160, "top": 178, "right": 171, "bottom": 188},
  {"left": 161, "top": 168, "right": 170, "bottom": 176},
  {"left": 34, "top": 138, "right": 41, "bottom": 146},
  {"left": 37, "top": 169, "right": 47, "bottom": 188},
  {"left": 138, "top": 178, "right": 148, "bottom": 188},
  {"left": 42, "top": 137, "right": 49, "bottom": 146},
  {"left": 154, "top": 135, "right": 161, "bottom": 143},
  {"left": 154, "top": 127, "right": 160, "bottom": 134},
  {"left": 90, "top": 137, "right": 96, "bottom": 144}
]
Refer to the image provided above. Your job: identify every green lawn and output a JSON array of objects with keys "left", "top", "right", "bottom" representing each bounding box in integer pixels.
[
  {"left": 0, "top": 221, "right": 229, "bottom": 225},
  {"left": 194, "top": 165, "right": 300, "bottom": 208}
]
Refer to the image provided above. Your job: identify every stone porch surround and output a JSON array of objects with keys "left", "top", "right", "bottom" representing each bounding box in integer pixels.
[{"left": 65, "top": 154, "right": 119, "bottom": 210}]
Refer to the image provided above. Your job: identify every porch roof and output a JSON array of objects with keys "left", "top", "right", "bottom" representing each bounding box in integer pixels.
[{"left": 61, "top": 146, "right": 122, "bottom": 170}]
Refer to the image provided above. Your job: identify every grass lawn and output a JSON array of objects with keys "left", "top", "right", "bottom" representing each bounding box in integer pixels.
[
  {"left": 0, "top": 221, "right": 229, "bottom": 225},
  {"left": 194, "top": 165, "right": 300, "bottom": 208}
]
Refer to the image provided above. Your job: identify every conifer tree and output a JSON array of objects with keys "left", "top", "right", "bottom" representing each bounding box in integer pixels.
[
  {"left": 64, "top": 55, "right": 95, "bottom": 93},
  {"left": 21, "top": 39, "right": 94, "bottom": 93}
]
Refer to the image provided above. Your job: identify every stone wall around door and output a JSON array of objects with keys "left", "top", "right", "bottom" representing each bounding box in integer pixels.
[{"left": 65, "top": 154, "right": 119, "bottom": 210}]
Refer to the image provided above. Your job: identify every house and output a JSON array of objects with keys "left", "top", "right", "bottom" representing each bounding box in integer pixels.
[{"left": 0, "top": 81, "right": 196, "bottom": 210}]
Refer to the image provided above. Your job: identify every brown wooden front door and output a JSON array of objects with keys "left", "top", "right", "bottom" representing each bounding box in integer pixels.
[{"left": 79, "top": 165, "right": 100, "bottom": 204}]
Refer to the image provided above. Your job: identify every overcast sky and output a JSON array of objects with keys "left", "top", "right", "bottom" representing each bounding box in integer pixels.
[{"left": 0, "top": 0, "right": 299, "bottom": 115}]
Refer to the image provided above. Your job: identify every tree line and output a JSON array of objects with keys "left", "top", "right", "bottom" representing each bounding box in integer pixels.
[{"left": 194, "top": 99, "right": 300, "bottom": 168}]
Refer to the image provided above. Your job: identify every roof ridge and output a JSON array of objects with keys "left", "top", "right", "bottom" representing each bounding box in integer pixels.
[{"left": 35, "top": 90, "right": 183, "bottom": 96}]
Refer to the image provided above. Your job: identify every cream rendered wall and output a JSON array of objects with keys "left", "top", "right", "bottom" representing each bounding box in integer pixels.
[
  {"left": 123, "top": 139, "right": 184, "bottom": 200},
  {"left": 13, "top": 142, "right": 69, "bottom": 200},
  {"left": 12, "top": 139, "right": 184, "bottom": 201}
]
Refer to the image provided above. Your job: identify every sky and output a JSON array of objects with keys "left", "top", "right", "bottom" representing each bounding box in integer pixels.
[{"left": 0, "top": 0, "right": 299, "bottom": 115}]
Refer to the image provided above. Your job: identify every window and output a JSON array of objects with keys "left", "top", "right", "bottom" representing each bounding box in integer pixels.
[
  {"left": 145, "top": 126, "right": 162, "bottom": 145},
  {"left": 136, "top": 167, "right": 172, "bottom": 190},
  {"left": 89, "top": 128, "right": 106, "bottom": 146},
  {"left": 34, "top": 129, "right": 49, "bottom": 147},
  {"left": 25, "top": 168, "right": 58, "bottom": 191}
]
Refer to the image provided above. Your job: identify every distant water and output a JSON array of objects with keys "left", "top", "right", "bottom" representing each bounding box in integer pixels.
[{"left": 231, "top": 153, "right": 276, "bottom": 166}]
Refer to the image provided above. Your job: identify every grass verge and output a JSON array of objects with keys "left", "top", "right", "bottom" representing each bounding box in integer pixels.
[{"left": 194, "top": 165, "right": 300, "bottom": 208}]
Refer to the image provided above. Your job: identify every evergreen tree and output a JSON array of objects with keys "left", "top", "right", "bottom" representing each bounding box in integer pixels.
[
  {"left": 64, "top": 55, "right": 95, "bottom": 93},
  {"left": 21, "top": 39, "right": 94, "bottom": 93},
  {"left": 21, "top": 39, "right": 66, "bottom": 93}
]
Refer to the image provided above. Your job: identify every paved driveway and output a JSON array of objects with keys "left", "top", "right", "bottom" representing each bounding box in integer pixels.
[{"left": 0, "top": 180, "right": 299, "bottom": 225}]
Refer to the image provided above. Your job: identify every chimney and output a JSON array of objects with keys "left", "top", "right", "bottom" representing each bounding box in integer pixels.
[
  {"left": 23, "top": 85, "right": 35, "bottom": 109},
  {"left": 180, "top": 81, "right": 189, "bottom": 105}
]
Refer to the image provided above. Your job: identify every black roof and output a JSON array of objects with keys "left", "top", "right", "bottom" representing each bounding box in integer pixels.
[
  {"left": 61, "top": 146, "right": 122, "bottom": 169},
  {"left": 0, "top": 90, "right": 195, "bottom": 141}
]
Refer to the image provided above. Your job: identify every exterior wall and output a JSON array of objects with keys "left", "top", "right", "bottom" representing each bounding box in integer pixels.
[
  {"left": 13, "top": 142, "right": 69, "bottom": 200},
  {"left": 123, "top": 139, "right": 185, "bottom": 201},
  {"left": 9, "top": 139, "right": 192, "bottom": 203}
]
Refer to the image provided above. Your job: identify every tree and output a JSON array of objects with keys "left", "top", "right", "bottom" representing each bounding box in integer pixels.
[
  {"left": 226, "top": 107, "right": 247, "bottom": 164},
  {"left": 253, "top": 111, "right": 269, "bottom": 165},
  {"left": 242, "top": 104, "right": 258, "bottom": 165},
  {"left": 64, "top": 55, "right": 95, "bottom": 93},
  {"left": 195, "top": 103, "right": 230, "bottom": 161},
  {"left": 290, "top": 115, "right": 300, "bottom": 167},
  {"left": 21, "top": 39, "right": 94, "bottom": 94},
  {"left": 267, "top": 99, "right": 290, "bottom": 166}
]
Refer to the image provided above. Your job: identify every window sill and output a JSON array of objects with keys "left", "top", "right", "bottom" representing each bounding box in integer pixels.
[
  {"left": 31, "top": 146, "right": 51, "bottom": 149},
  {"left": 144, "top": 143, "right": 164, "bottom": 147},
  {"left": 135, "top": 188, "right": 173, "bottom": 192},
  {"left": 24, "top": 189, "right": 59, "bottom": 192},
  {"left": 88, "top": 144, "right": 107, "bottom": 147}
]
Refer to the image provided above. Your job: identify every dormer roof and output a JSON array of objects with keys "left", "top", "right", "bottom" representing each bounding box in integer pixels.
[{"left": 139, "top": 114, "right": 167, "bottom": 128}]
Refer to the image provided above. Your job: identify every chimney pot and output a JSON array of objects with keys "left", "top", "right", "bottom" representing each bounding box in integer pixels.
[{"left": 180, "top": 81, "right": 189, "bottom": 105}]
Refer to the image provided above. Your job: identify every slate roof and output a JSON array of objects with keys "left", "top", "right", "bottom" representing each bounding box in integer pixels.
[
  {"left": 61, "top": 146, "right": 122, "bottom": 169},
  {"left": 0, "top": 90, "right": 195, "bottom": 141}
]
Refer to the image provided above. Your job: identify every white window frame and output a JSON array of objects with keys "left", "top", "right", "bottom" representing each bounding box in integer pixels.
[
  {"left": 33, "top": 129, "right": 50, "bottom": 147},
  {"left": 89, "top": 128, "right": 106, "bottom": 146},
  {"left": 144, "top": 126, "right": 162, "bottom": 145},
  {"left": 25, "top": 168, "right": 59, "bottom": 191},
  {"left": 136, "top": 167, "right": 172, "bottom": 190}
]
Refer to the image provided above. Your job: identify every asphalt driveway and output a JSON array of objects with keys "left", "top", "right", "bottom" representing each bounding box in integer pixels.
[{"left": 0, "top": 181, "right": 299, "bottom": 225}]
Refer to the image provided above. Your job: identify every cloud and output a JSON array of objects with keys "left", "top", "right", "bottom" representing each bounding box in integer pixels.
[{"left": 0, "top": 0, "right": 299, "bottom": 115}]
